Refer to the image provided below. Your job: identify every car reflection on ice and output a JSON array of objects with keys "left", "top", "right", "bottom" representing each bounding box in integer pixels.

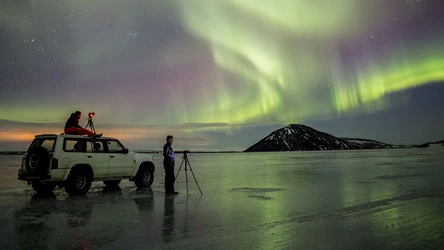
[{"left": 14, "top": 187, "right": 155, "bottom": 249}]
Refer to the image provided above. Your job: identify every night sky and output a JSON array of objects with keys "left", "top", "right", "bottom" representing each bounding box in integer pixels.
[{"left": 1, "top": 0, "right": 444, "bottom": 151}]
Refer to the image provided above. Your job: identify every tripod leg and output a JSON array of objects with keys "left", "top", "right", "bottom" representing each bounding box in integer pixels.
[
  {"left": 174, "top": 159, "right": 185, "bottom": 181},
  {"left": 91, "top": 122, "right": 96, "bottom": 134},
  {"left": 185, "top": 161, "right": 189, "bottom": 195},
  {"left": 186, "top": 158, "right": 203, "bottom": 195}
]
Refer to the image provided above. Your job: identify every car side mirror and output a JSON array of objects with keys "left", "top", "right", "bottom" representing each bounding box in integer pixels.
[{"left": 125, "top": 148, "right": 129, "bottom": 154}]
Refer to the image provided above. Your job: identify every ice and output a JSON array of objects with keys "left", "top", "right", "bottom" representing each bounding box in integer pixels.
[{"left": 1, "top": 148, "right": 444, "bottom": 249}]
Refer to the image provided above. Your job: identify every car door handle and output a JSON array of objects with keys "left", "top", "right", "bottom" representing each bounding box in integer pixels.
[
  {"left": 87, "top": 156, "right": 92, "bottom": 158},
  {"left": 110, "top": 155, "right": 115, "bottom": 158}
]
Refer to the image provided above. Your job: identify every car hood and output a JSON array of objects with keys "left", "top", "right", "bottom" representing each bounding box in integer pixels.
[{"left": 132, "top": 152, "right": 154, "bottom": 162}]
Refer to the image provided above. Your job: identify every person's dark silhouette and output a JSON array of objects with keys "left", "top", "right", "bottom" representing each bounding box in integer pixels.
[{"left": 163, "top": 135, "right": 177, "bottom": 195}]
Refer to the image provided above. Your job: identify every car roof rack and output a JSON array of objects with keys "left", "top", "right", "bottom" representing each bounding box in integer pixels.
[{"left": 35, "top": 134, "right": 58, "bottom": 137}]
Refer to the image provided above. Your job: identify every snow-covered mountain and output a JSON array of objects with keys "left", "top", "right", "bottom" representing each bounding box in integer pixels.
[
  {"left": 416, "top": 140, "right": 444, "bottom": 148},
  {"left": 244, "top": 124, "right": 393, "bottom": 152},
  {"left": 339, "top": 137, "right": 393, "bottom": 149}
]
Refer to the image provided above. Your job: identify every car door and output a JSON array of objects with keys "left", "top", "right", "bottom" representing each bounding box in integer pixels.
[
  {"left": 106, "top": 140, "right": 134, "bottom": 177},
  {"left": 85, "top": 140, "right": 110, "bottom": 178}
]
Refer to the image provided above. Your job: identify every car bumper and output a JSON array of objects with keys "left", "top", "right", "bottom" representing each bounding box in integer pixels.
[
  {"left": 17, "top": 169, "right": 50, "bottom": 181},
  {"left": 17, "top": 169, "right": 66, "bottom": 181}
]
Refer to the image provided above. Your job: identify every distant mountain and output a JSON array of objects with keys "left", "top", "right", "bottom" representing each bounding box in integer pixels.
[
  {"left": 339, "top": 137, "right": 393, "bottom": 149},
  {"left": 244, "top": 124, "right": 395, "bottom": 152},
  {"left": 416, "top": 140, "right": 444, "bottom": 148},
  {"left": 0, "top": 151, "right": 26, "bottom": 155}
]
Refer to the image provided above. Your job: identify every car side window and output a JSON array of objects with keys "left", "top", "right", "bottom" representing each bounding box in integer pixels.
[
  {"left": 41, "top": 139, "right": 56, "bottom": 152},
  {"left": 86, "top": 141, "right": 105, "bottom": 153},
  {"left": 107, "top": 140, "right": 125, "bottom": 153},
  {"left": 64, "top": 139, "right": 84, "bottom": 152},
  {"left": 28, "top": 138, "right": 56, "bottom": 152}
]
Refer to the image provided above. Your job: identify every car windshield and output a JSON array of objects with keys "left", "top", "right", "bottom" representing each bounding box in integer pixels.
[{"left": 28, "top": 138, "right": 56, "bottom": 152}]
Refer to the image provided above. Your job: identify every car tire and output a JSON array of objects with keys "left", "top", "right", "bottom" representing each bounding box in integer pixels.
[
  {"left": 31, "top": 181, "right": 57, "bottom": 194},
  {"left": 65, "top": 169, "right": 92, "bottom": 196},
  {"left": 103, "top": 180, "right": 121, "bottom": 186},
  {"left": 134, "top": 166, "right": 154, "bottom": 188},
  {"left": 26, "top": 147, "right": 50, "bottom": 176}
]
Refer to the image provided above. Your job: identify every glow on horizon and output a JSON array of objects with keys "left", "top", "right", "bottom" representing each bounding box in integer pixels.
[{"left": 0, "top": 124, "right": 216, "bottom": 151}]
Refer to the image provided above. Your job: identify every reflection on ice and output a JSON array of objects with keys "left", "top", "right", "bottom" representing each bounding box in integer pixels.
[
  {"left": 1, "top": 149, "right": 444, "bottom": 249},
  {"left": 232, "top": 187, "right": 284, "bottom": 200},
  {"left": 162, "top": 195, "right": 175, "bottom": 243}
]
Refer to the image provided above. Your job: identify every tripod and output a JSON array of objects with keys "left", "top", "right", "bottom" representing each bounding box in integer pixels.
[
  {"left": 85, "top": 116, "right": 96, "bottom": 134},
  {"left": 174, "top": 151, "right": 203, "bottom": 195}
]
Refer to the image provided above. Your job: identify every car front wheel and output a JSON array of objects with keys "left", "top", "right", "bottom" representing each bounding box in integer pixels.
[{"left": 134, "top": 166, "right": 154, "bottom": 188}]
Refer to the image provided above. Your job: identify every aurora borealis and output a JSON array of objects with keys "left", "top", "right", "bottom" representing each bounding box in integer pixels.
[{"left": 1, "top": 0, "right": 444, "bottom": 150}]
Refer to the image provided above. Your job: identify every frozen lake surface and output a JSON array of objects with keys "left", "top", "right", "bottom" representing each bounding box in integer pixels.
[{"left": 1, "top": 148, "right": 444, "bottom": 249}]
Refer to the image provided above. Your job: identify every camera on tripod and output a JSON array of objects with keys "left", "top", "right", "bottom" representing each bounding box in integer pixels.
[
  {"left": 175, "top": 149, "right": 202, "bottom": 195},
  {"left": 86, "top": 112, "right": 96, "bottom": 133}
]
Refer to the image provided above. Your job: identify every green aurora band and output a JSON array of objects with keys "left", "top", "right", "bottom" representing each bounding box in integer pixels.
[
  {"left": 176, "top": 0, "right": 444, "bottom": 124},
  {"left": 1, "top": 0, "right": 443, "bottom": 126}
]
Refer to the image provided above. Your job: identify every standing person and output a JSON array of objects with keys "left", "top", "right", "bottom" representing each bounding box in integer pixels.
[
  {"left": 64, "top": 111, "right": 102, "bottom": 137},
  {"left": 163, "top": 135, "right": 178, "bottom": 195}
]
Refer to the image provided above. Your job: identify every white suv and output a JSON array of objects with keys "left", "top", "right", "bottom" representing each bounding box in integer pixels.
[{"left": 18, "top": 134, "right": 156, "bottom": 195}]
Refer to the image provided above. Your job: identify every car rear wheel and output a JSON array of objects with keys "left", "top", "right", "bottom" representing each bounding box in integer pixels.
[
  {"left": 65, "top": 169, "right": 92, "bottom": 196},
  {"left": 103, "top": 180, "right": 121, "bottom": 186},
  {"left": 134, "top": 166, "right": 154, "bottom": 188},
  {"left": 32, "top": 181, "right": 57, "bottom": 194}
]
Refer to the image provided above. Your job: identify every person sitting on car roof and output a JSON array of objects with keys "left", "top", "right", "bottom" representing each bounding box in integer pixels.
[{"left": 64, "top": 111, "right": 102, "bottom": 137}]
